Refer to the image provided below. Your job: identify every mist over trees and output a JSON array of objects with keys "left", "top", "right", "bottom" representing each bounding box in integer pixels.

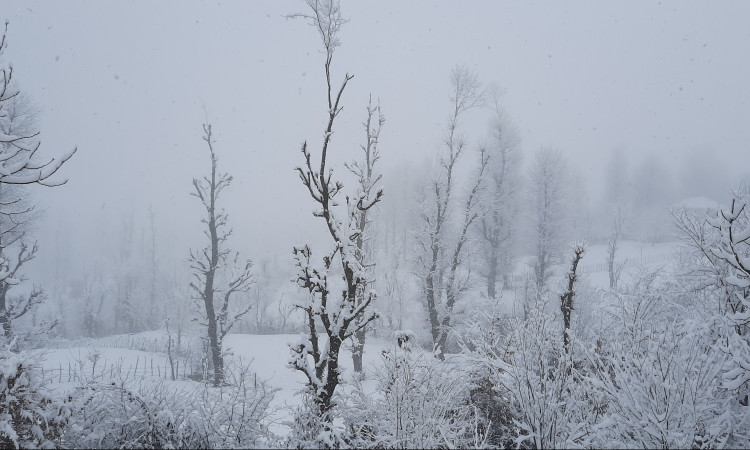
[{"left": 2, "top": 1, "right": 750, "bottom": 449}]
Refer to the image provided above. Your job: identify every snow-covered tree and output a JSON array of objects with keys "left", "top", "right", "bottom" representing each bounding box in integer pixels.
[
  {"left": 346, "top": 96, "right": 385, "bottom": 374},
  {"left": 0, "top": 239, "right": 45, "bottom": 339},
  {"left": 189, "top": 124, "right": 253, "bottom": 387},
  {"left": 478, "top": 87, "right": 521, "bottom": 300},
  {"left": 287, "top": 0, "right": 381, "bottom": 444},
  {"left": 0, "top": 23, "right": 75, "bottom": 344},
  {"left": 414, "top": 65, "right": 488, "bottom": 359},
  {"left": 527, "top": 148, "right": 569, "bottom": 296}
]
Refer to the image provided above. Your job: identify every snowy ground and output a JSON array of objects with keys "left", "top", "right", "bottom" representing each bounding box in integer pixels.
[
  {"left": 573, "top": 239, "right": 679, "bottom": 288},
  {"left": 30, "top": 239, "right": 683, "bottom": 438},
  {"left": 223, "top": 333, "right": 390, "bottom": 435},
  {"left": 32, "top": 331, "right": 397, "bottom": 438},
  {"left": 511, "top": 239, "right": 679, "bottom": 289}
]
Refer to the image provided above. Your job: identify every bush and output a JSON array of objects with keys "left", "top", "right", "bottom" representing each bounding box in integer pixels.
[
  {"left": 0, "top": 348, "right": 70, "bottom": 449},
  {"left": 343, "top": 331, "right": 487, "bottom": 449},
  {"left": 64, "top": 363, "right": 274, "bottom": 449}
]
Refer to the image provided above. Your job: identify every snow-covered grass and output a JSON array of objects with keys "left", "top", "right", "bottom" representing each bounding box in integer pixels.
[{"left": 30, "top": 329, "right": 404, "bottom": 440}]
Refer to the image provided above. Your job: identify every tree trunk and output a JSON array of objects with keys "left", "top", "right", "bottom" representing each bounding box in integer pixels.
[
  {"left": 208, "top": 323, "right": 223, "bottom": 386},
  {"left": 0, "top": 311, "right": 10, "bottom": 339},
  {"left": 352, "top": 328, "right": 365, "bottom": 373},
  {"left": 487, "top": 249, "right": 498, "bottom": 299},
  {"left": 426, "top": 257, "right": 442, "bottom": 355},
  {"left": 0, "top": 281, "right": 9, "bottom": 339},
  {"left": 204, "top": 252, "right": 223, "bottom": 385},
  {"left": 560, "top": 245, "right": 585, "bottom": 354},
  {"left": 318, "top": 335, "right": 342, "bottom": 417}
]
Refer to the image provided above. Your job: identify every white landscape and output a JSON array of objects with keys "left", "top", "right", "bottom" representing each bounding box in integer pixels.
[{"left": 2, "top": 0, "right": 750, "bottom": 449}]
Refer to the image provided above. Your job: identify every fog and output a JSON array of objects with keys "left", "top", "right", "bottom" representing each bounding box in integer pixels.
[
  {"left": 3, "top": 0, "right": 750, "bottom": 335},
  {"left": 5, "top": 2, "right": 750, "bottom": 447},
  {"left": 3, "top": 1, "right": 750, "bottom": 330}
]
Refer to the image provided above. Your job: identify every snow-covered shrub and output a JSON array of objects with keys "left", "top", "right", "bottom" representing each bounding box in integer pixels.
[
  {"left": 672, "top": 190, "right": 750, "bottom": 445},
  {"left": 343, "top": 331, "right": 487, "bottom": 449},
  {"left": 593, "top": 272, "right": 735, "bottom": 448},
  {"left": 464, "top": 315, "right": 522, "bottom": 448},
  {"left": 287, "top": 392, "right": 350, "bottom": 450},
  {"left": 0, "top": 348, "right": 70, "bottom": 449},
  {"left": 493, "top": 313, "right": 601, "bottom": 448},
  {"left": 65, "top": 362, "right": 274, "bottom": 449}
]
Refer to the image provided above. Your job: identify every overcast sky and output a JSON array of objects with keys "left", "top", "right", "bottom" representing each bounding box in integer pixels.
[{"left": 3, "top": 1, "right": 750, "bottom": 276}]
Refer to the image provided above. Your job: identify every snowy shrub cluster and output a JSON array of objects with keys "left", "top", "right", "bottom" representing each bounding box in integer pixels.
[
  {"left": 1, "top": 345, "right": 274, "bottom": 450},
  {"left": 0, "top": 348, "right": 70, "bottom": 448},
  {"left": 341, "top": 331, "right": 487, "bottom": 449},
  {"left": 470, "top": 299, "right": 603, "bottom": 449},
  {"left": 465, "top": 214, "right": 750, "bottom": 449},
  {"left": 63, "top": 363, "right": 274, "bottom": 449}
]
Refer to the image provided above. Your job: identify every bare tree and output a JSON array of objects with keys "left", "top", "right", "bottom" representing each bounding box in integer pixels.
[
  {"left": 147, "top": 207, "right": 159, "bottom": 329},
  {"left": 414, "top": 65, "right": 487, "bottom": 359},
  {"left": 346, "top": 95, "right": 384, "bottom": 373},
  {"left": 479, "top": 87, "right": 521, "bottom": 299},
  {"left": 189, "top": 124, "right": 253, "bottom": 387},
  {"left": 287, "top": 0, "right": 382, "bottom": 440},
  {"left": 606, "top": 207, "right": 625, "bottom": 290},
  {"left": 527, "top": 148, "right": 569, "bottom": 296}
]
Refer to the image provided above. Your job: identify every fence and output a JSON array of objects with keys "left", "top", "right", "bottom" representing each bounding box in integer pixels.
[{"left": 40, "top": 353, "right": 200, "bottom": 384}]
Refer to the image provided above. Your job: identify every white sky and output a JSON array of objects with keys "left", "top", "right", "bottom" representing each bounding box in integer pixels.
[{"left": 3, "top": 0, "right": 750, "bottom": 273}]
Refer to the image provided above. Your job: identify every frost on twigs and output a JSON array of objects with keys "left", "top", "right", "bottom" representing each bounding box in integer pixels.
[
  {"left": 701, "top": 192, "right": 750, "bottom": 395},
  {"left": 0, "top": 23, "right": 75, "bottom": 189},
  {"left": 288, "top": 0, "right": 381, "bottom": 444}
]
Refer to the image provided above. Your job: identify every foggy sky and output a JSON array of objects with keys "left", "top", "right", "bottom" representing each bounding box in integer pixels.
[{"left": 3, "top": 1, "right": 750, "bottom": 281}]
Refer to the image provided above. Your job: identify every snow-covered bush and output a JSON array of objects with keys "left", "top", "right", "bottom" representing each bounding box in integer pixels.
[
  {"left": 343, "top": 331, "right": 487, "bottom": 449},
  {"left": 65, "top": 362, "right": 274, "bottom": 449},
  {"left": 479, "top": 306, "right": 602, "bottom": 449},
  {"left": 593, "top": 272, "right": 735, "bottom": 448},
  {"left": 0, "top": 347, "right": 70, "bottom": 448},
  {"left": 464, "top": 315, "right": 523, "bottom": 448}
]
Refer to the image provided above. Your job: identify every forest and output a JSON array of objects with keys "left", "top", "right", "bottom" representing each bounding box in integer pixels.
[{"left": 2, "top": 0, "right": 750, "bottom": 448}]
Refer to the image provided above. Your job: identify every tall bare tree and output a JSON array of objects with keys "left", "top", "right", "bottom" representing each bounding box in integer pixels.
[
  {"left": 479, "top": 88, "right": 521, "bottom": 299},
  {"left": 189, "top": 124, "right": 253, "bottom": 387},
  {"left": 288, "top": 0, "right": 382, "bottom": 440},
  {"left": 346, "top": 96, "right": 384, "bottom": 373},
  {"left": 528, "top": 148, "right": 569, "bottom": 296},
  {"left": 414, "top": 65, "right": 487, "bottom": 359}
]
